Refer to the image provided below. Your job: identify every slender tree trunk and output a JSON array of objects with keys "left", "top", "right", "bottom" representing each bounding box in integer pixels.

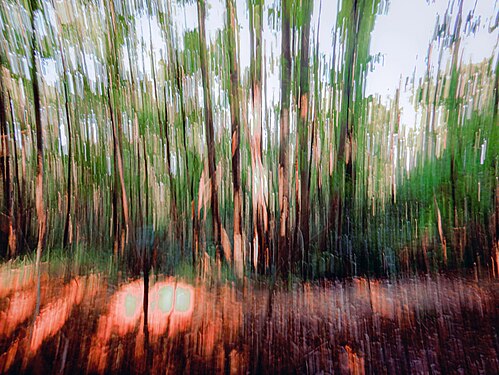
[
  {"left": 148, "top": 14, "right": 179, "bottom": 253},
  {"left": 30, "top": 0, "right": 46, "bottom": 268},
  {"left": 248, "top": 0, "right": 256, "bottom": 272},
  {"left": 249, "top": 0, "right": 267, "bottom": 274},
  {"left": 449, "top": 0, "right": 465, "bottom": 265},
  {"left": 112, "top": 177, "right": 119, "bottom": 256},
  {"left": 163, "top": 86, "right": 179, "bottom": 245},
  {"left": 328, "top": 11, "right": 338, "bottom": 260},
  {"left": 173, "top": 49, "right": 195, "bottom": 265},
  {"left": 107, "top": 86, "right": 129, "bottom": 256},
  {"left": 136, "top": 128, "right": 143, "bottom": 233},
  {"left": 226, "top": 0, "right": 243, "bottom": 278},
  {"left": 278, "top": 0, "right": 291, "bottom": 275},
  {"left": 8, "top": 93, "right": 22, "bottom": 254},
  {"left": 338, "top": 0, "right": 355, "bottom": 276},
  {"left": 312, "top": 0, "right": 322, "bottom": 252},
  {"left": 197, "top": 0, "right": 222, "bottom": 265},
  {"left": 59, "top": 40, "right": 73, "bottom": 250},
  {"left": 297, "top": 0, "right": 312, "bottom": 277},
  {"left": 0, "top": 70, "right": 15, "bottom": 257},
  {"left": 337, "top": 0, "right": 379, "bottom": 276},
  {"left": 107, "top": 0, "right": 129, "bottom": 255},
  {"left": 493, "top": 44, "right": 499, "bottom": 272}
]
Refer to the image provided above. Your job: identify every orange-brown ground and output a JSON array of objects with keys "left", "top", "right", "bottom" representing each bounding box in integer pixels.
[{"left": 0, "top": 267, "right": 497, "bottom": 374}]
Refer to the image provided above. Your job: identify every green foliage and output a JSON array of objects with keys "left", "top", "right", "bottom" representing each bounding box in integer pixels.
[{"left": 0, "top": 0, "right": 496, "bottom": 281}]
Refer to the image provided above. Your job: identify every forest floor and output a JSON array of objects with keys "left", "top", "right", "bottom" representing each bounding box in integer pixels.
[{"left": 0, "top": 263, "right": 498, "bottom": 374}]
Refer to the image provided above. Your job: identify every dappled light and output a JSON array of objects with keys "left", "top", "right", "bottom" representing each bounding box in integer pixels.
[
  {"left": 0, "top": 0, "right": 497, "bottom": 372},
  {"left": 0, "top": 268, "right": 497, "bottom": 373},
  {"left": 87, "top": 278, "right": 194, "bottom": 373},
  {"left": 0, "top": 289, "right": 36, "bottom": 337}
]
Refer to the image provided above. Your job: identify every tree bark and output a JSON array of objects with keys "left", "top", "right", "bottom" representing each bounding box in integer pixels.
[
  {"left": 278, "top": 0, "right": 292, "bottom": 275},
  {"left": 30, "top": 0, "right": 46, "bottom": 268},
  {"left": 107, "top": 0, "right": 129, "bottom": 255},
  {"left": 59, "top": 39, "right": 73, "bottom": 250},
  {"left": 197, "top": 0, "right": 222, "bottom": 264},
  {"left": 226, "top": 0, "right": 243, "bottom": 278},
  {"left": 0, "top": 69, "right": 15, "bottom": 257},
  {"left": 249, "top": 0, "right": 267, "bottom": 274},
  {"left": 297, "top": 0, "right": 313, "bottom": 277}
]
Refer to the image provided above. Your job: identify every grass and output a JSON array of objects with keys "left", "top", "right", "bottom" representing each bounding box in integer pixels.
[{"left": 0, "top": 245, "right": 117, "bottom": 279}]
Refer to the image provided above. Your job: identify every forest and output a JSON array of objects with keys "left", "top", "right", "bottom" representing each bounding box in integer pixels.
[{"left": 0, "top": 0, "right": 497, "bottom": 373}]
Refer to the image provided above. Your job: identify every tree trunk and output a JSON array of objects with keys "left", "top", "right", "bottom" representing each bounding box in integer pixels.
[
  {"left": 107, "top": 0, "right": 129, "bottom": 255},
  {"left": 278, "top": 0, "right": 291, "bottom": 275},
  {"left": 336, "top": 0, "right": 379, "bottom": 276},
  {"left": 0, "top": 69, "right": 15, "bottom": 257},
  {"left": 248, "top": 0, "right": 267, "bottom": 275},
  {"left": 197, "top": 0, "right": 222, "bottom": 265},
  {"left": 226, "top": 0, "right": 243, "bottom": 278},
  {"left": 297, "top": 0, "right": 312, "bottom": 277},
  {"left": 8, "top": 93, "right": 22, "bottom": 255},
  {"left": 59, "top": 39, "right": 73, "bottom": 251},
  {"left": 30, "top": 0, "right": 46, "bottom": 268},
  {"left": 173, "top": 50, "right": 195, "bottom": 265},
  {"left": 107, "top": 86, "right": 129, "bottom": 256}
]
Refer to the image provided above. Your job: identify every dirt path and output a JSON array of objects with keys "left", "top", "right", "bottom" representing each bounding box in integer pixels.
[{"left": 0, "top": 271, "right": 497, "bottom": 374}]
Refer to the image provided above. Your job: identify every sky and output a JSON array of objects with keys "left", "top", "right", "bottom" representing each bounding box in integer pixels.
[
  {"left": 186, "top": 0, "right": 498, "bottom": 128},
  {"left": 40, "top": 0, "right": 498, "bottom": 130},
  {"left": 366, "top": 0, "right": 498, "bottom": 127}
]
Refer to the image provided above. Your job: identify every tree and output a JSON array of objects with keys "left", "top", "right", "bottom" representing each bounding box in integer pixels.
[
  {"left": 197, "top": 0, "right": 222, "bottom": 265},
  {"left": 226, "top": 0, "right": 243, "bottom": 277},
  {"left": 106, "top": 0, "right": 130, "bottom": 256},
  {"left": 248, "top": 0, "right": 269, "bottom": 274},
  {"left": 0, "top": 66, "right": 15, "bottom": 257},
  {"left": 278, "top": 0, "right": 292, "bottom": 274},
  {"left": 336, "top": 0, "right": 379, "bottom": 275},
  {"left": 297, "top": 0, "right": 313, "bottom": 276},
  {"left": 57, "top": 36, "right": 73, "bottom": 251},
  {"left": 29, "top": 0, "right": 46, "bottom": 268}
]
